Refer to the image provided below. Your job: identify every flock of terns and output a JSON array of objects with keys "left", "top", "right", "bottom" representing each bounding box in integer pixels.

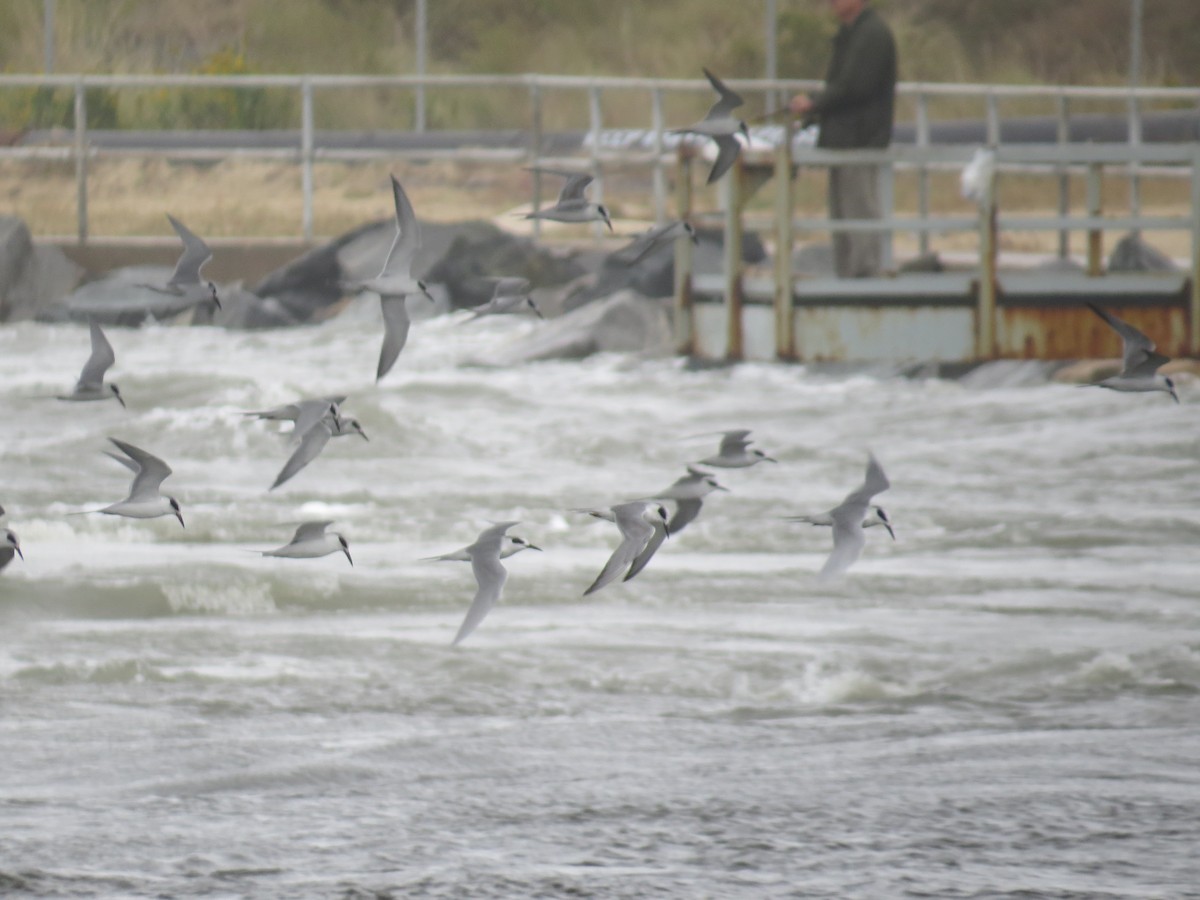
[{"left": 1, "top": 69, "right": 1185, "bottom": 644}]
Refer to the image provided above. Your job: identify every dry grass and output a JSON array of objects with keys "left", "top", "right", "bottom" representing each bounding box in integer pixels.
[{"left": 2, "top": 155, "right": 1193, "bottom": 264}]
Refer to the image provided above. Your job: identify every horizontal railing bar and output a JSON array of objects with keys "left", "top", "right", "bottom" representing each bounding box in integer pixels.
[{"left": 1, "top": 72, "right": 1199, "bottom": 103}]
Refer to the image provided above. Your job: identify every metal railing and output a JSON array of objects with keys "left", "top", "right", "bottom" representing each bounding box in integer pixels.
[
  {"left": 1, "top": 72, "right": 1199, "bottom": 243},
  {"left": 672, "top": 137, "right": 1200, "bottom": 360}
]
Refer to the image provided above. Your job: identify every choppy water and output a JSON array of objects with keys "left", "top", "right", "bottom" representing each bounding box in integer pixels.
[{"left": 2, "top": 304, "right": 1199, "bottom": 899}]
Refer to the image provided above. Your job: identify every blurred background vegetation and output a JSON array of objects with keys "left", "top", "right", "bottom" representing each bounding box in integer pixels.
[{"left": 0, "top": 0, "right": 1196, "bottom": 134}]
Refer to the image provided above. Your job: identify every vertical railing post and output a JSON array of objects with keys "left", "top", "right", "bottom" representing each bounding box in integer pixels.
[
  {"left": 588, "top": 84, "right": 604, "bottom": 241},
  {"left": 976, "top": 161, "right": 997, "bottom": 359},
  {"left": 985, "top": 91, "right": 1000, "bottom": 146},
  {"left": 916, "top": 90, "right": 930, "bottom": 256},
  {"left": 73, "top": 77, "right": 87, "bottom": 244},
  {"left": 301, "top": 77, "right": 314, "bottom": 241},
  {"left": 651, "top": 86, "right": 666, "bottom": 225},
  {"left": 723, "top": 156, "right": 745, "bottom": 361},
  {"left": 1190, "top": 149, "right": 1200, "bottom": 355},
  {"left": 528, "top": 79, "right": 542, "bottom": 240},
  {"left": 879, "top": 154, "right": 894, "bottom": 272},
  {"left": 1128, "top": 87, "right": 1142, "bottom": 235},
  {"left": 673, "top": 148, "right": 695, "bottom": 355},
  {"left": 1086, "top": 162, "right": 1104, "bottom": 276},
  {"left": 1056, "top": 94, "right": 1070, "bottom": 259},
  {"left": 774, "top": 118, "right": 796, "bottom": 361}
]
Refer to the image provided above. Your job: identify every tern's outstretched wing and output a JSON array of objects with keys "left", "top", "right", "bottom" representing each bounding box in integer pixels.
[
  {"left": 557, "top": 173, "right": 594, "bottom": 204},
  {"left": 584, "top": 505, "right": 654, "bottom": 596},
  {"left": 380, "top": 174, "right": 422, "bottom": 279},
  {"left": 290, "top": 521, "right": 334, "bottom": 544},
  {"left": 376, "top": 296, "right": 412, "bottom": 381},
  {"left": 165, "top": 214, "right": 212, "bottom": 286},
  {"left": 78, "top": 322, "right": 116, "bottom": 388},
  {"left": 271, "top": 423, "right": 332, "bottom": 490},
  {"left": 702, "top": 68, "right": 744, "bottom": 120},
  {"left": 108, "top": 438, "right": 173, "bottom": 501},
  {"left": 707, "top": 134, "right": 743, "bottom": 184},
  {"left": 1086, "top": 302, "right": 1169, "bottom": 376}
]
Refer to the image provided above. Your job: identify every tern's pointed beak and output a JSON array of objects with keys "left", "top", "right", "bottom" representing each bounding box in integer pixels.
[
  {"left": 209, "top": 283, "right": 222, "bottom": 311},
  {"left": 883, "top": 522, "right": 896, "bottom": 540},
  {"left": 663, "top": 522, "right": 671, "bottom": 540},
  {"left": 15, "top": 545, "right": 24, "bottom": 561},
  {"left": 1170, "top": 388, "right": 1180, "bottom": 404},
  {"left": 713, "top": 484, "right": 731, "bottom": 492},
  {"left": 528, "top": 544, "right": 544, "bottom": 552},
  {"left": 343, "top": 548, "right": 354, "bottom": 566},
  {"left": 357, "top": 429, "right": 370, "bottom": 442},
  {"left": 112, "top": 387, "right": 126, "bottom": 409},
  {"left": 176, "top": 512, "right": 186, "bottom": 529}
]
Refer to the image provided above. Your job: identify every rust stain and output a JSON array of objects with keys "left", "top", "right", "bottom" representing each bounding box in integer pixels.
[{"left": 997, "top": 305, "right": 1189, "bottom": 360}]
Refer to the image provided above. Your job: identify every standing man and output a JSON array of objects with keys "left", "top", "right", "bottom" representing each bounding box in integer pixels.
[{"left": 790, "top": 0, "right": 897, "bottom": 278}]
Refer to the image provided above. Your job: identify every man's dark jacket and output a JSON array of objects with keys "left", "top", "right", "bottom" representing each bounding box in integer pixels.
[{"left": 811, "top": 6, "right": 897, "bottom": 149}]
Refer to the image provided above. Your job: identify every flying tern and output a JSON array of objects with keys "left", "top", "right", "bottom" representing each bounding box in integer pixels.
[
  {"left": 1085, "top": 302, "right": 1179, "bottom": 402},
  {"left": 0, "top": 506, "right": 22, "bottom": 572},
  {"left": 138, "top": 214, "right": 221, "bottom": 311},
  {"left": 523, "top": 169, "right": 613, "bottom": 231},
  {"left": 342, "top": 175, "right": 434, "bottom": 381},
  {"left": 464, "top": 277, "right": 544, "bottom": 321},
  {"left": 580, "top": 501, "right": 670, "bottom": 595},
  {"left": 671, "top": 68, "right": 750, "bottom": 184},
  {"left": 623, "top": 467, "right": 728, "bottom": 582},
  {"left": 444, "top": 521, "right": 540, "bottom": 645},
  {"left": 95, "top": 438, "right": 184, "bottom": 527},
  {"left": 613, "top": 220, "right": 698, "bottom": 266},
  {"left": 807, "top": 454, "right": 891, "bottom": 581},
  {"left": 58, "top": 321, "right": 125, "bottom": 407},
  {"left": 261, "top": 521, "right": 353, "bottom": 565},
  {"left": 696, "top": 430, "right": 777, "bottom": 468},
  {"left": 269, "top": 405, "right": 368, "bottom": 491}
]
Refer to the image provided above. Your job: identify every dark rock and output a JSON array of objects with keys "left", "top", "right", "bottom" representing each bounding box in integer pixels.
[
  {"left": 45, "top": 265, "right": 217, "bottom": 326},
  {"left": 466, "top": 289, "right": 672, "bottom": 366},
  {"left": 1108, "top": 232, "right": 1177, "bottom": 272},
  {"left": 0, "top": 216, "right": 83, "bottom": 322},
  {"left": 899, "top": 252, "right": 944, "bottom": 273},
  {"left": 250, "top": 221, "right": 377, "bottom": 324},
  {"left": 422, "top": 221, "right": 587, "bottom": 310},
  {"left": 562, "top": 226, "right": 766, "bottom": 313}
]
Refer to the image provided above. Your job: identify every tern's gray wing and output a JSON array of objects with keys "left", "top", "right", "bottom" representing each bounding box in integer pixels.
[
  {"left": 1086, "top": 301, "right": 1167, "bottom": 374},
  {"left": 376, "top": 296, "right": 412, "bottom": 381},
  {"left": 702, "top": 68, "right": 744, "bottom": 120},
  {"left": 667, "top": 498, "right": 704, "bottom": 534},
  {"left": 0, "top": 547, "right": 14, "bottom": 571},
  {"left": 557, "top": 173, "right": 594, "bottom": 204},
  {"left": 452, "top": 553, "right": 508, "bottom": 645},
  {"left": 271, "top": 422, "right": 332, "bottom": 490},
  {"left": 381, "top": 174, "right": 422, "bottom": 279},
  {"left": 615, "top": 221, "right": 685, "bottom": 265},
  {"left": 108, "top": 438, "right": 172, "bottom": 501},
  {"left": 78, "top": 322, "right": 116, "bottom": 388},
  {"left": 818, "top": 514, "right": 867, "bottom": 582},
  {"left": 292, "top": 399, "right": 340, "bottom": 441},
  {"left": 584, "top": 504, "right": 654, "bottom": 595},
  {"left": 718, "top": 430, "right": 753, "bottom": 455},
  {"left": 290, "top": 521, "right": 333, "bottom": 544},
  {"left": 165, "top": 214, "right": 212, "bottom": 286},
  {"left": 623, "top": 517, "right": 669, "bottom": 582},
  {"left": 706, "top": 134, "right": 742, "bottom": 185},
  {"left": 843, "top": 454, "right": 890, "bottom": 508}
]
